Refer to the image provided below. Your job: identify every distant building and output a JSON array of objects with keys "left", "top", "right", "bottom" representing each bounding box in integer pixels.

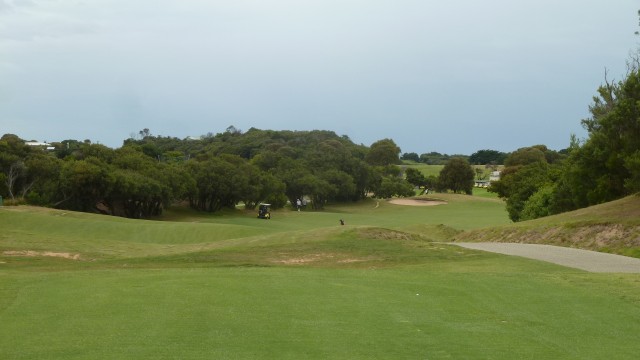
[
  {"left": 25, "top": 141, "right": 51, "bottom": 147},
  {"left": 489, "top": 171, "right": 501, "bottom": 182},
  {"left": 25, "top": 141, "right": 54, "bottom": 151}
]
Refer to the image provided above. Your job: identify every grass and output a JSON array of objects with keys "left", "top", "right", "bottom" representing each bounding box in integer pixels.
[
  {"left": 454, "top": 195, "right": 640, "bottom": 257},
  {"left": 402, "top": 163, "right": 444, "bottom": 177},
  {"left": 1, "top": 195, "right": 640, "bottom": 359},
  {"left": 3, "top": 268, "right": 640, "bottom": 359},
  {"left": 401, "top": 163, "right": 502, "bottom": 181}
]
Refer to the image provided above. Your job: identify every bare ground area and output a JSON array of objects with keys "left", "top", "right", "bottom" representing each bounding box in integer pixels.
[
  {"left": 451, "top": 243, "right": 640, "bottom": 273},
  {"left": 388, "top": 199, "right": 447, "bottom": 206},
  {"left": 2, "top": 250, "right": 81, "bottom": 260}
]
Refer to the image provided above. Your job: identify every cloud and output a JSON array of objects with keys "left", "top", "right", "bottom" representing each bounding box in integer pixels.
[
  {"left": 0, "top": 0, "right": 35, "bottom": 12},
  {"left": 0, "top": 0, "right": 96, "bottom": 41},
  {"left": 0, "top": 0, "right": 637, "bottom": 153}
]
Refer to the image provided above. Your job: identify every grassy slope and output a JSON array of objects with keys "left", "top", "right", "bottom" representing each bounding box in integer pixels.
[
  {"left": 0, "top": 195, "right": 509, "bottom": 261},
  {"left": 453, "top": 194, "right": 640, "bottom": 257},
  {"left": 1, "top": 196, "right": 640, "bottom": 359}
]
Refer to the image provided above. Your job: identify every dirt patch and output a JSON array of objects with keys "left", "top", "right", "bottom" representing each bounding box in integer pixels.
[
  {"left": 274, "top": 253, "right": 375, "bottom": 265},
  {"left": 388, "top": 199, "right": 447, "bottom": 206},
  {"left": 3, "top": 250, "right": 81, "bottom": 260},
  {"left": 274, "top": 253, "right": 333, "bottom": 265},
  {"left": 276, "top": 257, "right": 319, "bottom": 265},
  {"left": 454, "top": 224, "right": 640, "bottom": 254},
  {"left": 354, "top": 227, "right": 416, "bottom": 241},
  {"left": 337, "top": 258, "right": 369, "bottom": 263}
]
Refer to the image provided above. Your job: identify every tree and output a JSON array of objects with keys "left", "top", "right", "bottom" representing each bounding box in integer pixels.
[
  {"left": 504, "top": 146, "right": 547, "bottom": 167},
  {"left": 139, "top": 128, "right": 151, "bottom": 138},
  {"left": 438, "top": 157, "right": 475, "bottom": 194},
  {"left": 319, "top": 169, "right": 356, "bottom": 202},
  {"left": 105, "top": 147, "right": 175, "bottom": 217},
  {"left": 23, "top": 153, "right": 62, "bottom": 205},
  {"left": 492, "top": 161, "right": 553, "bottom": 221},
  {"left": 469, "top": 149, "right": 507, "bottom": 165},
  {"left": 373, "top": 176, "right": 414, "bottom": 199},
  {"left": 488, "top": 145, "right": 566, "bottom": 221},
  {"left": 401, "top": 152, "right": 420, "bottom": 162},
  {"left": 304, "top": 175, "right": 336, "bottom": 210},
  {"left": 520, "top": 184, "right": 555, "bottom": 221},
  {"left": 59, "top": 157, "right": 115, "bottom": 212},
  {"left": 420, "top": 151, "right": 470, "bottom": 165},
  {"left": 555, "top": 60, "right": 640, "bottom": 210},
  {"left": 0, "top": 134, "right": 33, "bottom": 200},
  {"left": 365, "top": 139, "right": 401, "bottom": 166},
  {"left": 4, "top": 162, "right": 26, "bottom": 200},
  {"left": 404, "top": 168, "right": 427, "bottom": 187},
  {"left": 187, "top": 154, "right": 254, "bottom": 212}
]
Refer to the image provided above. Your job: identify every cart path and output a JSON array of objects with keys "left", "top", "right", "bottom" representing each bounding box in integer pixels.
[{"left": 451, "top": 243, "right": 640, "bottom": 273}]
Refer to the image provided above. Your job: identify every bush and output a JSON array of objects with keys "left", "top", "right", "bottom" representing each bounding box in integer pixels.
[{"left": 2, "top": 197, "right": 27, "bottom": 206}]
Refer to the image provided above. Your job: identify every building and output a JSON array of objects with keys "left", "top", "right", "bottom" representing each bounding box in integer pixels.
[{"left": 25, "top": 141, "right": 54, "bottom": 151}]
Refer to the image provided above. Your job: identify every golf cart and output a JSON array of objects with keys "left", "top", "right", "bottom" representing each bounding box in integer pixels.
[{"left": 257, "top": 203, "right": 271, "bottom": 219}]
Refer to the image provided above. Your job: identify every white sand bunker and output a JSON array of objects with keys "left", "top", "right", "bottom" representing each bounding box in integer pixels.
[{"left": 388, "top": 199, "right": 447, "bottom": 206}]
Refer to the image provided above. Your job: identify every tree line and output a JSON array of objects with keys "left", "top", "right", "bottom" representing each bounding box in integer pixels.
[
  {"left": 489, "top": 56, "right": 640, "bottom": 222},
  {"left": 0, "top": 130, "right": 423, "bottom": 218},
  {"left": 401, "top": 149, "right": 508, "bottom": 165}
]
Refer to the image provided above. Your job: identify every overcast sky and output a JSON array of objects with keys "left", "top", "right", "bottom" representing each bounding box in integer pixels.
[{"left": 1, "top": 0, "right": 638, "bottom": 154}]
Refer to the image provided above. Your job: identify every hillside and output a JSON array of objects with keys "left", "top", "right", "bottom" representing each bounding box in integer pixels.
[{"left": 452, "top": 194, "right": 640, "bottom": 257}]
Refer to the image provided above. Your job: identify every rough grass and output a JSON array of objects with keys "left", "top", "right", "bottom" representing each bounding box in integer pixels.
[{"left": 453, "top": 195, "right": 640, "bottom": 257}]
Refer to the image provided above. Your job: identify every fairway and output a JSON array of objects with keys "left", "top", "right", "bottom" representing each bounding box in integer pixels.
[{"left": 2, "top": 196, "right": 640, "bottom": 359}]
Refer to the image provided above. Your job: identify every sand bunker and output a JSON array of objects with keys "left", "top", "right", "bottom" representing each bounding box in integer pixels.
[{"left": 388, "top": 199, "right": 447, "bottom": 206}]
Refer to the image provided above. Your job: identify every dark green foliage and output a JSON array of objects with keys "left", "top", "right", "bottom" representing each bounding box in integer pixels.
[
  {"left": 1, "top": 129, "right": 416, "bottom": 217},
  {"left": 59, "top": 157, "right": 115, "bottom": 212},
  {"left": 520, "top": 184, "right": 555, "bottom": 221},
  {"left": 438, "top": 157, "right": 475, "bottom": 195},
  {"left": 365, "top": 138, "right": 401, "bottom": 166},
  {"left": 468, "top": 149, "right": 507, "bottom": 165},
  {"left": 400, "top": 152, "right": 420, "bottom": 162},
  {"left": 404, "top": 167, "right": 427, "bottom": 187},
  {"left": 504, "top": 146, "right": 546, "bottom": 167},
  {"left": 419, "top": 152, "right": 468, "bottom": 165},
  {"left": 489, "top": 145, "right": 565, "bottom": 221},
  {"left": 373, "top": 175, "right": 415, "bottom": 198},
  {"left": 492, "top": 161, "right": 552, "bottom": 221},
  {"left": 187, "top": 154, "right": 256, "bottom": 212},
  {"left": 552, "top": 62, "right": 640, "bottom": 213}
]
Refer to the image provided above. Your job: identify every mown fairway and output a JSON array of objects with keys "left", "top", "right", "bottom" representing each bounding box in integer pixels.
[{"left": 2, "top": 196, "right": 640, "bottom": 359}]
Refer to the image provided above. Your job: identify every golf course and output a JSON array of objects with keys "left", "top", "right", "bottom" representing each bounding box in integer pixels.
[{"left": 2, "top": 192, "right": 640, "bottom": 359}]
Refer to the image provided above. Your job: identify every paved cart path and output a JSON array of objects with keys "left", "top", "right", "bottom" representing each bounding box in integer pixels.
[{"left": 451, "top": 243, "right": 640, "bottom": 273}]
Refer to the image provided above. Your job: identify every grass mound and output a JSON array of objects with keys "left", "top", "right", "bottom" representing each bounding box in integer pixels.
[{"left": 453, "top": 195, "right": 640, "bottom": 257}]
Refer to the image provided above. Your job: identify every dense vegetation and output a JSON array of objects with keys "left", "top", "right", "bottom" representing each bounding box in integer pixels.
[
  {"left": 401, "top": 149, "right": 507, "bottom": 166},
  {"left": 489, "top": 56, "right": 640, "bottom": 222},
  {"left": 0, "top": 129, "right": 421, "bottom": 217}
]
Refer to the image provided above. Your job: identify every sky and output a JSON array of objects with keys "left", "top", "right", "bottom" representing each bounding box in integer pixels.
[{"left": 1, "top": 0, "right": 638, "bottom": 155}]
